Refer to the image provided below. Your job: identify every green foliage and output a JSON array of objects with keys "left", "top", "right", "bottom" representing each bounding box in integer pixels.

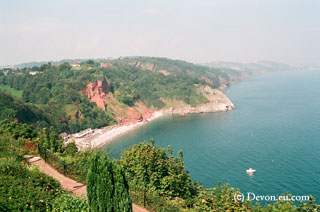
[
  {"left": 120, "top": 139, "right": 192, "bottom": 199},
  {"left": 0, "top": 158, "right": 60, "bottom": 211},
  {"left": 105, "top": 61, "right": 209, "bottom": 108},
  {"left": 37, "top": 127, "right": 64, "bottom": 153},
  {"left": 0, "top": 91, "right": 51, "bottom": 128},
  {"left": 46, "top": 190, "right": 90, "bottom": 212},
  {"left": 0, "top": 85, "right": 23, "bottom": 98},
  {"left": 0, "top": 119, "right": 37, "bottom": 140},
  {"left": 0, "top": 63, "right": 114, "bottom": 133},
  {"left": 87, "top": 152, "right": 132, "bottom": 212},
  {"left": 0, "top": 57, "right": 224, "bottom": 134},
  {"left": 114, "top": 85, "right": 139, "bottom": 106},
  {"left": 0, "top": 115, "right": 319, "bottom": 212},
  {"left": 0, "top": 119, "right": 38, "bottom": 160},
  {"left": 64, "top": 142, "right": 78, "bottom": 155},
  {"left": 191, "top": 183, "right": 252, "bottom": 212}
]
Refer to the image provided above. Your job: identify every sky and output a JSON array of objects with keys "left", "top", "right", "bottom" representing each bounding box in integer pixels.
[{"left": 0, "top": 0, "right": 319, "bottom": 66}]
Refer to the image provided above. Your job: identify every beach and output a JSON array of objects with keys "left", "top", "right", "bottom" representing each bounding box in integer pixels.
[{"left": 73, "top": 110, "right": 167, "bottom": 150}]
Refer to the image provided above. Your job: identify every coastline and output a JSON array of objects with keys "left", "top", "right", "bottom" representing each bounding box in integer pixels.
[
  {"left": 73, "top": 110, "right": 168, "bottom": 150},
  {"left": 72, "top": 88, "right": 235, "bottom": 150}
]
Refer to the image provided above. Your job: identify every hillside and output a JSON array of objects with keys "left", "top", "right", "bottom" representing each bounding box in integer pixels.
[
  {"left": 0, "top": 57, "right": 289, "bottom": 134},
  {"left": 0, "top": 57, "right": 242, "bottom": 134},
  {"left": 0, "top": 91, "right": 51, "bottom": 128}
]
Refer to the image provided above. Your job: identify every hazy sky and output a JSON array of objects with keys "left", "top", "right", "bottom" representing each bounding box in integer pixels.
[{"left": 1, "top": 0, "right": 319, "bottom": 66}]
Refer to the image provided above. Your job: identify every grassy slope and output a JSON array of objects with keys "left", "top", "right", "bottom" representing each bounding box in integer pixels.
[{"left": 0, "top": 85, "right": 23, "bottom": 98}]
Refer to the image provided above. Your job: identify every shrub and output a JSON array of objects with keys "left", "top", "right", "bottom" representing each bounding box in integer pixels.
[
  {"left": 46, "top": 190, "right": 90, "bottom": 212},
  {"left": 64, "top": 142, "right": 78, "bottom": 155},
  {"left": 0, "top": 158, "right": 60, "bottom": 211}
]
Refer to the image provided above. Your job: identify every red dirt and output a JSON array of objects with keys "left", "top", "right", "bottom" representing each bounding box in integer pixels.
[
  {"left": 126, "top": 108, "right": 143, "bottom": 123},
  {"left": 82, "top": 79, "right": 110, "bottom": 111},
  {"left": 27, "top": 156, "right": 149, "bottom": 212},
  {"left": 82, "top": 80, "right": 154, "bottom": 126},
  {"left": 199, "top": 76, "right": 213, "bottom": 84},
  {"left": 159, "top": 70, "right": 171, "bottom": 76}
]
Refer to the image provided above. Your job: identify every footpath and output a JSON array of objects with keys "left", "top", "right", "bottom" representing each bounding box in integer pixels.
[{"left": 25, "top": 155, "right": 148, "bottom": 212}]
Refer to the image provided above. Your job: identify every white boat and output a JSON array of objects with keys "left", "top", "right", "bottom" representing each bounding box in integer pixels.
[{"left": 246, "top": 168, "right": 256, "bottom": 173}]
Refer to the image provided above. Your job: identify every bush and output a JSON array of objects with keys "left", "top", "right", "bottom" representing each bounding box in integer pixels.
[
  {"left": 0, "top": 158, "right": 60, "bottom": 211},
  {"left": 64, "top": 142, "right": 78, "bottom": 155},
  {"left": 46, "top": 190, "right": 90, "bottom": 212}
]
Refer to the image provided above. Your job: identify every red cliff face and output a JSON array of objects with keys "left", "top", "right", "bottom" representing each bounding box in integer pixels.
[
  {"left": 82, "top": 79, "right": 154, "bottom": 125},
  {"left": 126, "top": 108, "right": 143, "bottom": 123},
  {"left": 82, "top": 79, "right": 110, "bottom": 111}
]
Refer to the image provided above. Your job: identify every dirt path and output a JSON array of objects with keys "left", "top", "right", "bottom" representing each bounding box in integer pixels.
[{"left": 25, "top": 156, "right": 148, "bottom": 212}]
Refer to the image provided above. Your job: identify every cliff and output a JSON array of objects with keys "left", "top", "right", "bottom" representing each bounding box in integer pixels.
[
  {"left": 82, "top": 79, "right": 110, "bottom": 111},
  {"left": 82, "top": 80, "right": 154, "bottom": 125},
  {"left": 167, "top": 86, "right": 234, "bottom": 115},
  {"left": 82, "top": 79, "right": 234, "bottom": 124}
]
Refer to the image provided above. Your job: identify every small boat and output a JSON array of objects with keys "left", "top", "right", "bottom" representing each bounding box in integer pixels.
[{"left": 246, "top": 168, "right": 256, "bottom": 174}]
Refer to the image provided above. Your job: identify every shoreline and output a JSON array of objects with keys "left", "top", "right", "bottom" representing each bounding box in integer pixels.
[
  {"left": 74, "top": 110, "right": 169, "bottom": 150},
  {"left": 94, "top": 110, "right": 167, "bottom": 148},
  {"left": 72, "top": 88, "right": 235, "bottom": 150}
]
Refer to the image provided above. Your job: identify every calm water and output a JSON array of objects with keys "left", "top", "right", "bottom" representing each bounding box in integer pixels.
[{"left": 103, "top": 70, "right": 320, "bottom": 201}]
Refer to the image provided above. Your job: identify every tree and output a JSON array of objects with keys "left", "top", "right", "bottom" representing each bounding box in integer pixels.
[
  {"left": 86, "top": 152, "right": 132, "bottom": 212},
  {"left": 120, "top": 139, "right": 192, "bottom": 199}
]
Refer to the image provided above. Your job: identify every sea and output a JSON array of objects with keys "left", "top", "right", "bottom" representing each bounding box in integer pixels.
[{"left": 103, "top": 70, "right": 320, "bottom": 202}]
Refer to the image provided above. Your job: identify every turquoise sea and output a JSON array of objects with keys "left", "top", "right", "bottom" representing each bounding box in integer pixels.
[{"left": 103, "top": 70, "right": 320, "bottom": 201}]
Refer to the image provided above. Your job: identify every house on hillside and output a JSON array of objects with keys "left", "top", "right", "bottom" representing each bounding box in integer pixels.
[
  {"left": 100, "top": 62, "right": 111, "bottom": 68},
  {"left": 29, "top": 71, "right": 39, "bottom": 75},
  {"left": 3, "top": 70, "right": 9, "bottom": 76},
  {"left": 69, "top": 62, "right": 80, "bottom": 67}
]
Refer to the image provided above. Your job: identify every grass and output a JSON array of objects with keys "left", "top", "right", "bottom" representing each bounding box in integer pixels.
[{"left": 0, "top": 85, "right": 23, "bottom": 98}]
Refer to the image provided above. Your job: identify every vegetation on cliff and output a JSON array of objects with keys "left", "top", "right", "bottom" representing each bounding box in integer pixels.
[{"left": 0, "top": 57, "right": 241, "bottom": 133}]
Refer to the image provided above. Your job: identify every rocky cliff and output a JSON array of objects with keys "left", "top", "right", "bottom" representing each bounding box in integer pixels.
[
  {"left": 82, "top": 80, "right": 233, "bottom": 125},
  {"left": 82, "top": 80, "right": 154, "bottom": 125},
  {"left": 166, "top": 86, "right": 234, "bottom": 115},
  {"left": 82, "top": 79, "right": 110, "bottom": 111}
]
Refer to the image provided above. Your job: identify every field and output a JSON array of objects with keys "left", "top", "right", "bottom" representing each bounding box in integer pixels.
[{"left": 0, "top": 85, "right": 23, "bottom": 98}]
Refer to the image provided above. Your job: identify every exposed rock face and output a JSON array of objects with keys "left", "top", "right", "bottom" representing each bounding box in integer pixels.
[
  {"left": 82, "top": 78, "right": 110, "bottom": 111},
  {"left": 218, "top": 76, "right": 230, "bottom": 89},
  {"left": 135, "top": 62, "right": 156, "bottom": 72},
  {"left": 199, "top": 76, "right": 212, "bottom": 84},
  {"left": 82, "top": 79, "right": 233, "bottom": 126},
  {"left": 83, "top": 79, "right": 154, "bottom": 124},
  {"left": 159, "top": 70, "right": 171, "bottom": 76},
  {"left": 113, "top": 102, "right": 154, "bottom": 125},
  {"left": 126, "top": 108, "right": 143, "bottom": 123}
]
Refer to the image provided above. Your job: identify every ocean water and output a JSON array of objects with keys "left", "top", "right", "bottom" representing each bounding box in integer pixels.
[{"left": 103, "top": 70, "right": 320, "bottom": 201}]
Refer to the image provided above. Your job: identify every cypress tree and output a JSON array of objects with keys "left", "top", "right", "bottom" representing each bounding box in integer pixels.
[
  {"left": 86, "top": 153, "right": 99, "bottom": 211},
  {"left": 113, "top": 164, "right": 132, "bottom": 212},
  {"left": 87, "top": 152, "right": 132, "bottom": 212}
]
